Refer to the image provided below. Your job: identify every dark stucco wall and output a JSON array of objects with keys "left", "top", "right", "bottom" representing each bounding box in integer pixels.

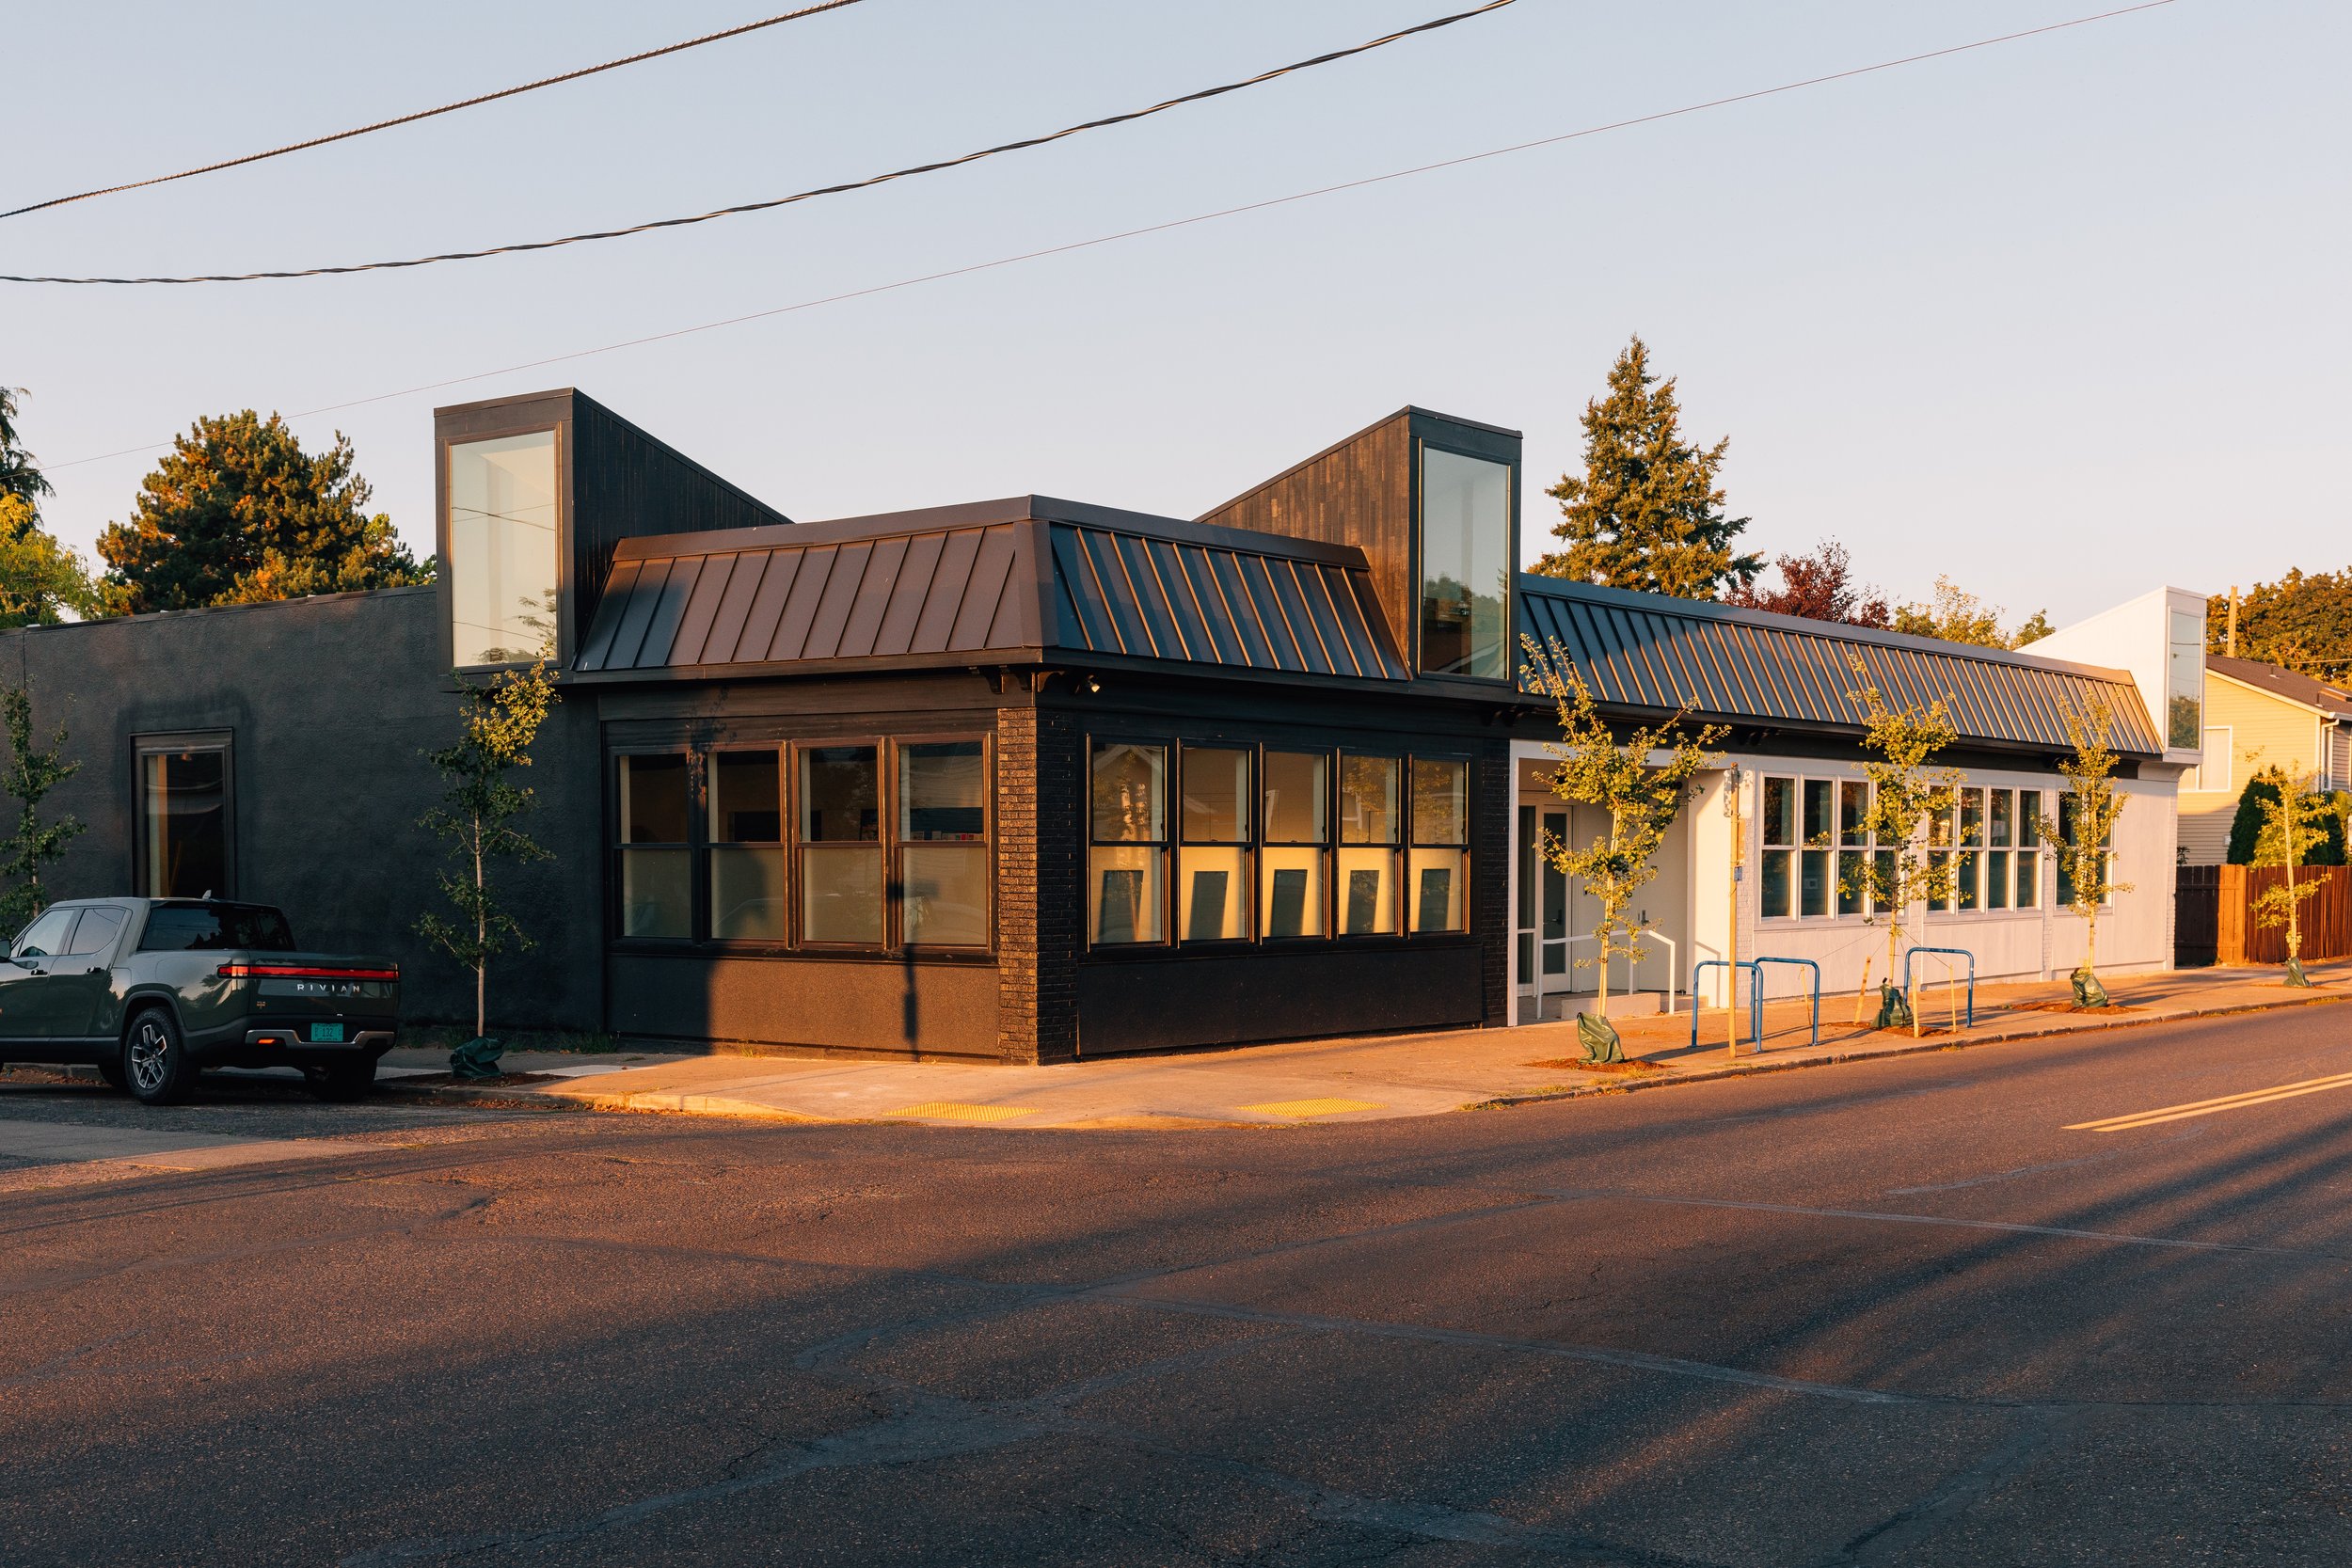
[{"left": 0, "top": 587, "right": 604, "bottom": 1032}]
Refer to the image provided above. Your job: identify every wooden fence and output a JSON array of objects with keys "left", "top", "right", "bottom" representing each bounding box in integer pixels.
[{"left": 2203, "top": 863, "right": 2352, "bottom": 966}]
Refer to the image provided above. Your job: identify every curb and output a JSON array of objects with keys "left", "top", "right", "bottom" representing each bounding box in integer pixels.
[
  {"left": 1468, "top": 990, "right": 2351, "bottom": 1111},
  {"left": 377, "top": 1080, "right": 833, "bottom": 1122}
]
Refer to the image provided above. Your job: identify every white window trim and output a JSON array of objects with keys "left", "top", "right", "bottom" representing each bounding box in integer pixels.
[{"left": 2186, "top": 724, "right": 2233, "bottom": 794}]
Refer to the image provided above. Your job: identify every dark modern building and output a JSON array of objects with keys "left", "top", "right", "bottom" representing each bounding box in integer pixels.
[{"left": 9, "top": 389, "right": 2198, "bottom": 1063}]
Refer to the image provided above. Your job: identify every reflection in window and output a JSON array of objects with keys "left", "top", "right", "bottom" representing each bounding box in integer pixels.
[
  {"left": 140, "top": 746, "right": 229, "bottom": 898},
  {"left": 1419, "top": 449, "right": 1511, "bottom": 679},
  {"left": 1338, "top": 755, "right": 1400, "bottom": 935},
  {"left": 1090, "top": 743, "right": 1167, "bottom": 944},
  {"left": 1180, "top": 747, "right": 1249, "bottom": 942},
  {"left": 617, "top": 754, "right": 690, "bottom": 938},
  {"left": 449, "top": 430, "right": 559, "bottom": 667},
  {"left": 708, "top": 750, "right": 783, "bottom": 941},
  {"left": 1263, "top": 752, "right": 1328, "bottom": 938},
  {"left": 1409, "top": 758, "right": 1469, "bottom": 932},
  {"left": 801, "top": 746, "right": 882, "bottom": 943},
  {"left": 2168, "top": 608, "right": 2204, "bottom": 750},
  {"left": 900, "top": 741, "right": 987, "bottom": 947}
]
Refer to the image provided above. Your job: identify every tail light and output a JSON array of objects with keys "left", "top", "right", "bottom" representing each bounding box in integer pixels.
[{"left": 216, "top": 963, "right": 401, "bottom": 981}]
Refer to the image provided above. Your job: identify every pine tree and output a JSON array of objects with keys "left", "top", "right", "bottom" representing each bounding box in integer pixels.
[
  {"left": 98, "top": 411, "right": 430, "bottom": 613},
  {"left": 1533, "top": 336, "right": 1760, "bottom": 598},
  {"left": 0, "top": 387, "right": 55, "bottom": 520}
]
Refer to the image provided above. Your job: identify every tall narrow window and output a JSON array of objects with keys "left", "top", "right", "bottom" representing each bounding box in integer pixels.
[
  {"left": 2168, "top": 608, "right": 2204, "bottom": 750},
  {"left": 1837, "top": 781, "right": 1869, "bottom": 916},
  {"left": 2017, "top": 790, "right": 2042, "bottom": 908},
  {"left": 1800, "top": 780, "right": 1833, "bottom": 917},
  {"left": 1338, "top": 754, "right": 1401, "bottom": 935},
  {"left": 616, "top": 753, "right": 691, "bottom": 939},
  {"left": 1957, "top": 787, "right": 1984, "bottom": 911},
  {"left": 800, "top": 746, "right": 882, "bottom": 944},
  {"left": 1986, "top": 788, "right": 2011, "bottom": 911},
  {"left": 1263, "top": 752, "right": 1329, "bottom": 938},
  {"left": 1418, "top": 450, "right": 1511, "bottom": 679},
  {"left": 138, "top": 741, "right": 230, "bottom": 899},
  {"left": 708, "top": 750, "right": 784, "bottom": 941},
  {"left": 1180, "top": 747, "right": 1250, "bottom": 942},
  {"left": 899, "top": 741, "right": 988, "bottom": 948},
  {"left": 1760, "top": 776, "right": 1794, "bottom": 918},
  {"left": 1409, "top": 758, "right": 1469, "bottom": 932},
  {"left": 1090, "top": 743, "right": 1167, "bottom": 944},
  {"left": 448, "top": 430, "right": 560, "bottom": 667}
]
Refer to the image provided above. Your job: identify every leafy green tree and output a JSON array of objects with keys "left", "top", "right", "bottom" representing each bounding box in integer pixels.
[
  {"left": 0, "top": 682, "right": 85, "bottom": 931},
  {"left": 1534, "top": 336, "right": 1761, "bottom": 598},
  {"left": 0, "top": 497, "right": 100, "bottom": 626},
  {"left": 2228, "top": 768, "right": 2346, "bottom": 866},
  {"left": 416, "top": 653, "right": 559, "bottom": 1041},
  {"left": 1843, "top": 657, "right": 1963, "bottom": 1026},
  {"left": 98, "top": 411, "right": 429, "bottom": 614},
  {"left": 0, "top": 387, "right": 55, "bottom": 520},
  {"left": 2041, "top": 695, "right": 2131, "bottom": 1003},
  {"left": 1888, "top": 577, "right": 2050, "bottom": 650},
  {"left": 2214, "top": 568, "right": 2352, "bottom": 675},
  {"left": 1524, "top": 635, "right": 1724, "bottom": 1059}
]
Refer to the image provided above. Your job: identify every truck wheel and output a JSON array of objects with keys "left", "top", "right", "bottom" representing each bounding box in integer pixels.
[
  {"left": 122, "top": 1009, "right": 195, "bottom": 1106},
  {"left": 310, "top": 1059, "right": 375, "bottom": 1102}
]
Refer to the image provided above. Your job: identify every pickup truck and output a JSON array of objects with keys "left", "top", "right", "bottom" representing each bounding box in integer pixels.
[{"left": 0, "top": 897, "right": 399, "bottom": 1104}]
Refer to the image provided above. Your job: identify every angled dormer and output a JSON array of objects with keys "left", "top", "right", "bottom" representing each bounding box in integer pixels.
[
  {"left": 432, "top": 389, "right": 789, "bottom": 673},
  {"left": 1197, "top": 408, "right": 1521, "bottom": 683}
]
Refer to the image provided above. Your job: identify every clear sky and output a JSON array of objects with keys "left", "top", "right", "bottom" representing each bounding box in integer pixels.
[{"left": 6, "top": 0, "right": 2345, "bottom": 628}]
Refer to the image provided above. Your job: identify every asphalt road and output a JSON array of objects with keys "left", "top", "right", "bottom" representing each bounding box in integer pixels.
[{"left": 8, "top": 1006, "right": 2352, "bottom": 1567}]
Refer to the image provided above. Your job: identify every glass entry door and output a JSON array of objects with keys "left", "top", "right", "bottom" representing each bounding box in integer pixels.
[{"left": 1515, "top": 806, "right": 1569, "bottom": 1015}]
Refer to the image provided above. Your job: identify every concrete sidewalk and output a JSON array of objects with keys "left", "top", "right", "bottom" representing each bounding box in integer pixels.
[{"left": 378, "top": 962, "right": 2352, "bottom": 1131}]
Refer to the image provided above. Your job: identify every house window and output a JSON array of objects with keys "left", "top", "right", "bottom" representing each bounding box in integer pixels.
[
  {"left": 447, "top": 429, "right": 560, "bottom": 668},
  {"left": 1409, "top": 758, "right": 1469, "bottom": 932},
  {"left": 2055, "top": 794, "right": 2118, "bottom": 910},
  {"left": 616, "top": 753, "right": 691, "bottom": 939},
  {"left": 136, "top": 736, "right": 231, "bottom": 899},
  {"left": 2167, "top": 608, "right": 2204, "bottom": 750},
  {"left": 1180, "top": 747, "right": 1249, "bottom": 942},
  {"left": 1419, "top": 448, "right": 1512, "bottom": 679},
  {"left": 800, "top": 745, "right": 882, "bottom": 945},
  {"left": 1800, "top": 780, "right": 1834, "bottom": 917},
  {"left": 1760, "top": 775, "right": 1794, "bottom": 918},
  {"left": 2185, "top": 726, "right": 2232, "bottom": 793},
  {"left": 1836, "top": 781, "right": 1869, "bottom": 916},
  {"left": 899, "top": 741, "right": 987, "bottom": 948},
  {"left": 1091, "top": 742, "right": 1168, "bottom": 944},
  {"left": 1338, "top": 754, "right": 1401, "bottom": 935},
  {"left": 708, "top": 749, "right": 784, "bottom": 941},
  {"left": 1263, "top": 751, "right": 1329, "bottom": 938},
  {"left": 2017, "top": 790, "right": 2042, "bottom": 909}
]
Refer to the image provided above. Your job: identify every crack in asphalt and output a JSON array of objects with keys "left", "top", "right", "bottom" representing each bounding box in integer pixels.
[{"left": 1812, "top": 1406, "right": 2087, "bottom": 1567}]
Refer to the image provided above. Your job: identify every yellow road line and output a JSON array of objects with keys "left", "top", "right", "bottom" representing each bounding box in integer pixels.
[
  {"left": 1238, "top": 1097, "right": 1386, "bottom": 1118},
  {"left": 2066, "top": 1070, "right": 2352, "bottom": 1132},
  {"left": 881, "top": 1101, "right": 1038, "bottom": 1123}
]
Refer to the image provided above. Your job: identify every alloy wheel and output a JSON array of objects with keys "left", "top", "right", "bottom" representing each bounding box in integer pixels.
[{"left": 128, "top": 1018, "right": 171, "bottom": 1093}]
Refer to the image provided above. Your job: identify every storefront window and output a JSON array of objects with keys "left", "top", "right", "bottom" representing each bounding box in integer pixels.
[
  {"left": 1338, "top": 754, "right": 1400, "bottom": 935},
  {"left": 1090, "top": 743, "right": 1167, "bottom": 944},
  {"left": 1409, "top": 758, "right": 1469, "bottom": 932},
  {"left": 708, "top": 749, "right": 784, "bottom": 941},
  {"left": 448, "top": 430, "right": 559, "bottom": 668},
  {"left": 801, "top": 746, "right": 882, "bottom": 944},
  {"left": 1419, "top": 449, "right": 1511, "bottom": 679},
  {"left": 1263, "top": 751, "right": 1328, "bottom": 938},
  {"left": 899, "top": 741, "right": 987, "bottom": 947},
  {"left": 137, "top": 741, "right": 230, "bottom": 898},
  {"left": 616, "top": 753, "right": 691, "bottom": 939},
  {"left": 1180, "top": 747, "right": 1249, "bottom": 942}
]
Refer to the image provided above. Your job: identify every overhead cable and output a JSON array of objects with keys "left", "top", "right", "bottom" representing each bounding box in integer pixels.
[
  {"left": 44, "top": 0, "right": 2181, "bottom": 473},
  {"left": 0, "top": 0, "right": 873, "bottom": 222},
  {"left": 0, "top": 0, "right": 1519, "bottom": 286}
]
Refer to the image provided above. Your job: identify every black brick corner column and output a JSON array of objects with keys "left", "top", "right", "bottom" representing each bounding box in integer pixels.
[
  {"left": 1474, "top": 736, "right": 1514, "bottom": 1028},
  {"left": 995, "top": 702, "right": 1082, "bottom": 1063}
]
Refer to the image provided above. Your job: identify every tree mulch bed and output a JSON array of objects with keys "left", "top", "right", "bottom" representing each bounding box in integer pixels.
[
  {"left": 2003, "top": 1002, "right": 2149, "bottom": 1015},
  {"left": 1525, "top": 1057, "right": 1671, "bottom": 1076}
]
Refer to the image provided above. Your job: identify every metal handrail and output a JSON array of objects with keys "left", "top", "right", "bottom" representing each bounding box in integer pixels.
[
  {"left": 1750, "top": 957, "right": 1821, "bottom": 1048},
  {"left": 1903, "top": 945, "right": 1976, "bottom": 1029},
  {"left": 1691, "top": 959, "right": 1761, "bottom": 1053},
  {"left": 1549, "top": 927, "right": 1678, "bottom": 1021}
]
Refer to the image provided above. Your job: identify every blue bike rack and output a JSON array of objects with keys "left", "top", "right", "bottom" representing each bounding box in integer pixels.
[
  {"left": 1692, "top": 959, "right": 1762, "bottom": 1053},
  {"left": 1750, "top": 957, "right": 1821, "bottom": 1048},
  {"left": 1903, "top": 945, "right": 1977, "bottom": 1028}
]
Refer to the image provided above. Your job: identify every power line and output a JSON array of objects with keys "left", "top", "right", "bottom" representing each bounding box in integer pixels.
[
  {"left": 44, "top": 0, "right": 2181, "bottom": 474},
  {"left": 2, "top": 0, "right": 1519, "bottom": 287},
  {"left": 0, "top": 0, "right": 873, "bottom": 222}
]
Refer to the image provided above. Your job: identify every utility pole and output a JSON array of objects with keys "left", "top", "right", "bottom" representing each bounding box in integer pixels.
[
  {"left": 1724, "top": 766, "right": 1743, "bottom": 1059},
  {"left": 2227, "top": 587, "right": 2239, "bottom": 657}
]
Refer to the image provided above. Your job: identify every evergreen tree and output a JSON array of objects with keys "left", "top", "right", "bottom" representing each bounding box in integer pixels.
[
  {"left": 0, "top": 387, "right": 53, "bottom": 521},
  {"left": 2227, "top": 768, "right": 2346, "bottom": 866},
  {"left": 98, "top": 411, "right": 430, "bottom": 614},
  {"left": 1534, "top": 336, "right": 1760, "bottom": 597}
]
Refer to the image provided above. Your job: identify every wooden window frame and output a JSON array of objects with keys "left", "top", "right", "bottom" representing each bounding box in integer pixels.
[{"left": 131, "top": 729, "right": 237, "bottom": 900}]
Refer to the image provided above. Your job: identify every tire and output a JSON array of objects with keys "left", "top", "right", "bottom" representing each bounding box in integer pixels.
[
  {"left": 310, "top": 1058, "right": 375, "bottom": 1103},
  {"left": 122, "top": 1008, "right": 196, "bottom": 1106}
]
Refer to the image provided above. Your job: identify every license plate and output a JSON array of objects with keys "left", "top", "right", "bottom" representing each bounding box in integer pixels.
[{"left": 309, "top": 1022, "right": 345, "bottom": 1043}]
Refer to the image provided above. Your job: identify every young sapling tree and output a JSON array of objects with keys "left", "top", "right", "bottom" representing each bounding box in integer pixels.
[
  {"left": 1843, "top": 657, "right": 1962, "bottom": 1029},
  {"left": 1524, "top": 636, "right": 1724, "bottom": 1061},
  {"left": 2040, "top": 694, "right": 2131, "bottom": 1006},
  {"left": 0, "top": 682, "right": 84, "bottom": 930},
  {"left": 2249, "top": 764, "right": 2329, "bottom": 987}
]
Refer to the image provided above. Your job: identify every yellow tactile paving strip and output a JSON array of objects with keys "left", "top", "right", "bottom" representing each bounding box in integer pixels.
[
  {"left": 881, "top": 1101, "right": 1038, "bottom": 1123},
  {"left": 1238, "top": 1098, "right": 1386, "bottom": 1118}
]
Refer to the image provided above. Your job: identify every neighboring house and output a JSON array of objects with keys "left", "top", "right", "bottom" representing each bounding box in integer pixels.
[
  {"left": 2177, "top": 655, "right": 2352, "bottom": 864},
  {"left": 2, "top": 389, "right": 2202, "bottom": 1059}
]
